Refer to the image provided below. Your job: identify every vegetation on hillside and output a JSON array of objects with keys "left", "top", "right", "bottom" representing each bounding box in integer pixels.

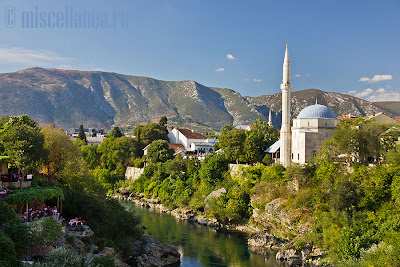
[
  {"left": 121, "top": 118, "right": 400, "bottom": 265},
  {"left": 0, "top": 116, "right": 142, "bottom": 266},
  {"left": 2, "top": 112, "right": 400, "bottom": 266}
]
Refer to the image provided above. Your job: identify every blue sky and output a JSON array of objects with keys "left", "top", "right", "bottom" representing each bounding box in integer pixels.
[{"left": 0, "top": 0, "right": 399, "bottom": 101}]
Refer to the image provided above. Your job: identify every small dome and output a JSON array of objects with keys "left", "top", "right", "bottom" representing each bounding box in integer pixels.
[{"left": 297, "top": 104, "right": 336, "bottom": 119}]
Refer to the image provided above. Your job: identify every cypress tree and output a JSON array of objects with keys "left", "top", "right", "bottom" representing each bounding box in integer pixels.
[{"left": 77, "top": 125, "right": 87, "bottom": 143}]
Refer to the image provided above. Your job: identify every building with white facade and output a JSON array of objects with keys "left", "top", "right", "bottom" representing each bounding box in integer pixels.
[
  {"left": 265, "top": 44, "right": 338, "bottom": 165},
  {"left": 291, "top": 104, "right": 338, "bottom": 164},
  {"left": 168, "top": 128, "right": 216, "bottom": 156}
]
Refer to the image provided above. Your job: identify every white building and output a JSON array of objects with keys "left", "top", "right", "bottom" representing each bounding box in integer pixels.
[
  {"left": 265, "top": 44, "right": 338, "bottom": 165},
  {"left": 291, "top": 104, "right": 338, "bottom": 164},
  {"left": 168, "top": 128, "right": 216, "bottom": 156},
  {"left": 235, "top": 125, "right": 252, "bottom": 131}
]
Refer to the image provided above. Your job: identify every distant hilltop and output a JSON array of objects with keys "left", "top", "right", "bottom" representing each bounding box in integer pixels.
[{"left": 0, "top": 67, "right": 397, "bottom": 132}]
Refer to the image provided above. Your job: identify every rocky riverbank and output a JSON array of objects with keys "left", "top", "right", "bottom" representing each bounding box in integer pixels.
[
  {"left": 26, "top": 218, "right": 180, "bottom": 267},
  {"left": 114, "top": 193, "right": 329, "bottom": 266}
]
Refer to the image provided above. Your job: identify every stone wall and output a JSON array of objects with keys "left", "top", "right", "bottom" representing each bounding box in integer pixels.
[
  {"left": 0, "top": 180, "right": 31, "bottom": 189},
  {"left": 125, "top": 167, "right": 144, "bottom": 181}
]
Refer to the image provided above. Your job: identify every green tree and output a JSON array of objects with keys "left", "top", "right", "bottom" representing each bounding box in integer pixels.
[
  {"left": 244, "top": 130, "right": 265, "bottom": 163},
  {"left": 95, "top": 136, "right": 141, "bottom": 173},
  {"left": 199, "top": 153, "right": 228, "bottom": 185},
  {"left": 0, "top": 230, "right": 17, "bottom": 267},
  {"left": 109, "top": 126, "right": 123, "bottom": 138},
  {"left": 159, "top": 116, "right": 168, "bottom": 126},
  {"left": 134, "top": 122, "right": 169, "bottom": 147},
  {"left": 77, "top": 124, "right": 87, "bottom": 144},
  {"left": 31, "top": 218, "right": 63, "bottom": 247},
  {"left": 42, "top": 126, "right": 83, "bottom": 181},
  {"left": 0, "top": 115, "right": 47, "bottom": 180},
  {"left": 330, "top": 119, "right": 395, "bottom": 165},
  {"left": 0, "top": 201, "right": 30, "bottom": 265},
  {"left": 252, "top": 119, "right": 280, "bottom": 148},
  {"left": 146, "top": 140, "right": 173, "bottom": 163},
  {"left": 218, "top": 125, "right": 246, "bottom": 163}
]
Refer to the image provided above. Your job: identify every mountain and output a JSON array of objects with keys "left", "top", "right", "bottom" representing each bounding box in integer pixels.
[
  {"left": 0, "top": 68, "right": 397, "bottom": 132},
  {"left": 373, "top": 101, "right": 400, "bottom": 116},
  {"left": 248, "top": 89, "right": 399, "bottom": 128}
]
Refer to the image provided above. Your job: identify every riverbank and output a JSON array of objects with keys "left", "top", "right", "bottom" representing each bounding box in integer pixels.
[{"left": 113, "top": 193, "right": 329, "bottom": 266}]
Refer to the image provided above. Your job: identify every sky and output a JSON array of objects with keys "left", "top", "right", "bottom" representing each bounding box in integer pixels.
[{"left": 0, "top": 0, "right": 399, "bottom": 101}]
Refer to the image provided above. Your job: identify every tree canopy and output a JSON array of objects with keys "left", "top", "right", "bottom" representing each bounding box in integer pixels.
[
  {"left": 217, "top": 120, "right": 279, "bottom": 164},
  {"left": 109, "top": 126, "right": 123, "bottom": 138},
  {"left": 146, "top": 139, "right": 174, "bottom": 163},
  {"left": 329, "top": 118, "right": 400, "bottom": 164},
  {"left": 134, "top": 122, "right": 169, "bottom": 147},
  {"left": 0, "top": 115, "right": 47, "bottom": 173},
  {"left": 77, "top": 124, "right": 87, "bottom": 143}
]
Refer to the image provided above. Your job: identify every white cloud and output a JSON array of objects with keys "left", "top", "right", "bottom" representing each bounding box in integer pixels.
[
  {"left": 59, "top": 64, "right": 72, "bottom": 69},
  {"left": 253, "top": 78, "right": 261, "bottom": 82},
  {"left": 295, "top": 74, "right": 302, "bottom": 77},
  {"left": 349, "top": 87, "right": 400, "bottom": 102},
  {"left": 226, "top": 54, "right": 235, "bottom": 60},
  {"left": 0, "top": 45, "right": 70, "bottom": 66},
  {"left": 355, "top": 88, "right": 374, "bottom": 98},
  {"left": 216, "top": 67, "right": 224, "bottom": 72},
  {"left": 359, "top": 74, "right": 392, "bottom": 83}
]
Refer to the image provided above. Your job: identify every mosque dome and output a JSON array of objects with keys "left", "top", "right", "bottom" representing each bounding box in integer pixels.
[{"left": 297, "top": 104, "right": 336, "bottom": 119}]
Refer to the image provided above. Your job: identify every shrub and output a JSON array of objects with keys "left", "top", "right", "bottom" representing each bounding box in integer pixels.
[
  {"left": 32, "top": 247, "right": 97, "bottom": 267},
  {"left": 0, "top": 229, "right": 18, "bottom": 267},
  {"left": 31, "top": 218, "right": 63, "bottom": 247}
]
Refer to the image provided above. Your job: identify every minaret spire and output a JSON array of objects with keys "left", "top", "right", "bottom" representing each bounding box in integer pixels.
[
  {"left": 282, "top": 43, "right": 291, "bottom": 86},
  {"left": 268, "top": 109, "right": 273, "bottom": 126},
  {"left": 280, "top": 43, "right": 292, "bottom": 167}
]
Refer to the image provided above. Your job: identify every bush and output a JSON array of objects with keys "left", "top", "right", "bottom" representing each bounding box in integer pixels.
[
  {"left": 92, "top": 255, "right": 115, "bottom": 267},
  {"left": 32, "top": 247, "right": 97, "bottom": 267},
  {"left": 31, "top": 218, "right": 63, "bottom": 247},
  {"left": 0, "top": 229, "right": 18, "bottom": 267},
  {"left": 62, "top": 188, "right": 141, "bottom": 257}
]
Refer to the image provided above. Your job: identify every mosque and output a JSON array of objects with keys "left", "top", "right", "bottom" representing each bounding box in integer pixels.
[{"left": 266, "top": 44, "right": 339, "bottom": 166}]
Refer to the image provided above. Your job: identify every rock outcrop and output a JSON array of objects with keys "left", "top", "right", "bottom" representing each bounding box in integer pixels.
[{"left": 130, "top": 237, "right": 181, "bottom": 267}]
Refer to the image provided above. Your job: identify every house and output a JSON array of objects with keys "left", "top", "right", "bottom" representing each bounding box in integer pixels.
[
  {"left": 0, "top": 163, "right": 32, "bottom": 189},
  {"left": 367, "top": 112, "right": 400, "bottom": 124},
  {"left": 86, "top": 136, "right": 106, "bottom": 146},
  {"left": 168, "top": 128, "right": 216, "bottom": 156},
  {"left": 265, "top": 140, "right": 280, "bottom": 164},
  {"left": 235, "top": 125, "right": 253, "bottom": 131}
]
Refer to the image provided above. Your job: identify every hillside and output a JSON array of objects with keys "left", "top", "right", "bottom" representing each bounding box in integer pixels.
[
  {"left": 0, "top": 68, "right": 397, "bottom": 132},
  {"left": 374, "top": 101, "right": 400, "bottom": 115}
]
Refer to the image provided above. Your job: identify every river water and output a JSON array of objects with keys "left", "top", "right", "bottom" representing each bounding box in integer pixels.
[{"left": 122, "top": 202, "right": 282, "bottom": 267}]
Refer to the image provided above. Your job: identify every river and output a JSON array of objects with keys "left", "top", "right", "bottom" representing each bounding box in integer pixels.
[{"left": 122, "top": 202, "right": 282, "bottom": 267}]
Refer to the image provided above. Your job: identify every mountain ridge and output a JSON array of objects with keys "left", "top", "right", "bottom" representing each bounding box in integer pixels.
[{"left": 0, "top": 67, "right": 398, "bottom": 132}]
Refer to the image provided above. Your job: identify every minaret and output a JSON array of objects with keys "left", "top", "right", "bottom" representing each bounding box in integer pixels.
[
  {"left": 268, "top": 110, "right": 273, "bottom": 126},
  {"left": 280, "top": 43, "right": 292, "bottom": 167}
]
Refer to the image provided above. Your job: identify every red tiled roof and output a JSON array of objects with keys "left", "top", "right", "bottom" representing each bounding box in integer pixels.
[
  {"left": 168, "top": 143, "right": 184, "bottom": 150},
  {"left": 176, "top": 128, "right": 206, "bottom": 139}
]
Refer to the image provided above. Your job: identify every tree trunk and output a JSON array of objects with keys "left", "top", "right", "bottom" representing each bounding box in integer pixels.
[{"left": 19, "top": 168, "right": 22, "bottom": 189}]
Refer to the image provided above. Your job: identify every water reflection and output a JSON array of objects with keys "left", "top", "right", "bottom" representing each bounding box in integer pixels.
[{"left": 123, "top": 202, "right": 281, "bottom": 267}]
